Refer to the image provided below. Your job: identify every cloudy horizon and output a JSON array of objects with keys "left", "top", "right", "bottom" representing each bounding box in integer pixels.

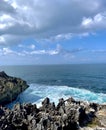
[{"left": 0, "top": 0, "right": 106, "bottom": 65}]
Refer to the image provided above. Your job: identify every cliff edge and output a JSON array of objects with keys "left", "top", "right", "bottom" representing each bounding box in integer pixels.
[{"left": 0, "top": 71, "right": 29, "bottom": 105}]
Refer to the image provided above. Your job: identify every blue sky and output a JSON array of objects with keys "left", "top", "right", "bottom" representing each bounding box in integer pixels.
[{"left": 0, "top": 0, "right": 106, "bottom": 65}]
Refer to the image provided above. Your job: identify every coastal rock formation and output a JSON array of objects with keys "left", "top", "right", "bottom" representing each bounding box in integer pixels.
[
  {"left": 0, "top": 71, "right": 29, "bottom": 105},
  {"left": 0, "top": 97, "right": 106, "bottom": 130}
]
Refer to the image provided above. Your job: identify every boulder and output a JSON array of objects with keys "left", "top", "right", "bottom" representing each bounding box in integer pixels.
[{"left": 0, "top": 71, "right": 29, "bottom": 105}]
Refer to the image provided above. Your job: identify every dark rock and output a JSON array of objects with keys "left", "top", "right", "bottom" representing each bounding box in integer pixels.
[
  {"left": 79, "top": 106, "right": 87, "bottom": 126},
  {"left": 57, "top": 98, "right": 65, "bottom": 110},
  {"left": 42, "top": 97, "right": 50, "bottom": 105},
  {"left": 90, "top": 103, "right": 98, "bottom": 111},
  {"left": 0, "top": 71, "right": 9, "bottom": 78},
  {"left": 0, "top": 97, "right": 104, "bottom": 130},
  {"left": 0, "top": 71, "right": 29, "bottom": 105}
]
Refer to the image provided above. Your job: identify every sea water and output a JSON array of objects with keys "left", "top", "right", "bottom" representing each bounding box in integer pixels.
[{"left": 0, "top": 64, "right": 106, "bottom": 107}]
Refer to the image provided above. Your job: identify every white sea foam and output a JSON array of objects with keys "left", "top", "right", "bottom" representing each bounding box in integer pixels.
[{"left": 16, "top": 84, "right": 106, "bottom": 107}]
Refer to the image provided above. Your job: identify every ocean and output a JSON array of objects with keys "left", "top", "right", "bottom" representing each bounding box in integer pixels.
[{"left": 0, "top": 64, "right": 106, "bottom": 107}]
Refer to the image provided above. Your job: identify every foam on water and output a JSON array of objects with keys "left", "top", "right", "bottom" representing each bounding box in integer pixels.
[{"left": 8, "top": 84, "right": 106, "bottom": 108}]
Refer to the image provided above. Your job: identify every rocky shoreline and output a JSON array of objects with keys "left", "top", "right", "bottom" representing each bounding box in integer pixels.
[
  {"left": 0, "top": 71, "right": 29, "bottom": 105},
  {"left": 0, "top": 71, "right": 106, "bottom": 130},
  {"left": 0, "top": 97, "right": 106, "bottom": 130}
]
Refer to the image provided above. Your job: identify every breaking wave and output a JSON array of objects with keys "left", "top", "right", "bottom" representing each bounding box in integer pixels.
[{"left": 7, "top": 83, "right": 106, "bottom": 108}]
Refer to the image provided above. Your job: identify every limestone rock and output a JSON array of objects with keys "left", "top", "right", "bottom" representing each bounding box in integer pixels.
[{"left": 0, "top": 96, "right": 105, "bottom": 130}]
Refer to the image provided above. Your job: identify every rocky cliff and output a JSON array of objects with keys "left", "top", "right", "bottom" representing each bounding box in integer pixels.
[
  {"left": 0, "top": 97, "right": 106, "bottom": 130},
  {"left": 0, "top": 71, "right": 29, "bottom": 105}
]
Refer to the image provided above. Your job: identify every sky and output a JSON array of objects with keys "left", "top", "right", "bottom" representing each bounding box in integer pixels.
[{"left": 0, "top": 0, "right": 106, "bottom": 65}]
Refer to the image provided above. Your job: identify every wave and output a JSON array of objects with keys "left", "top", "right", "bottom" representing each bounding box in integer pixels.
[{"left": 7, "top": 84, "right": 106, "bottom": 108}]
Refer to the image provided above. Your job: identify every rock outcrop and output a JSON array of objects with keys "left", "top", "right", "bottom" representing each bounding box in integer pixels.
[
  {"left": 0, "top": 97, "right": 105, "bottom": 130},
  {"left": 0, "top": 71, "right": 105, "bottom": 129},
  {"left": 0, "top": 71, "right": 29, "bottom": 105}
]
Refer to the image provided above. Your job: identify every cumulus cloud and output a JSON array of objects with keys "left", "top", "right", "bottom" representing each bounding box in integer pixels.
[
  {"left": 82, "top": 12, "right": 106, "bottom": 30},
  {"left": 0, "top": 0, "right": 106, "bottom": 45}
]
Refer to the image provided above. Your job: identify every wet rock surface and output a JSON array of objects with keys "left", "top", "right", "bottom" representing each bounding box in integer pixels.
[
  {"left": 0, "top": 71, "right": 29, "bottom": 105},
  {"left": 0, "top": 97, "right": 106, "bottom": 130}
]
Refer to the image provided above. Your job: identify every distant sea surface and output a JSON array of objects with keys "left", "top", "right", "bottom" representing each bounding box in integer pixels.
[{"left": 0, "top": 64, "right": 106, "bottom": 107}]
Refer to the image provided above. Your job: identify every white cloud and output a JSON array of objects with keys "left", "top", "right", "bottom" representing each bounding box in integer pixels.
[
  {"left": 29, "top": 44, "right": 36, "bottom": 50},
  {"left": 0, "top": 23, "right": 7, "bottom": 29},
  {"left": 0, "top": 43, "right": 82, "bottom": 58},
  {"left": 18, "top": 44, "right": 36, "bottom": 50},
  {"left": 3, "top": 47, "right": 13, "bottom": 55},
  {"left": 0, "top": 36, "right": 5, "bottom": 43},
  {"left": 0, "top": 47, "right": 24, "bottom": 56},
  {"left": 82, "top": 17, "right": 93, "bottom": 27},
  {"left": 51, "top": 33, "right": 72, "bottom": 41},
  {"left": 0, "top": 0, "right": 106, "bottom": 45},
  {"left": 82, "top": 12, "right": 106, "bottom": 29},
  {"left": 0, "top": 47, "right": 59, "bottom": 56},
  {"left": 28, "top": 49, "right": 59, "bottom": 55}
]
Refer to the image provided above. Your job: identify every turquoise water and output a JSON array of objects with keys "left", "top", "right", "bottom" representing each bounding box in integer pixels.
[{"left": 0, "top": 64, "right": 106, "bottom": 107}]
